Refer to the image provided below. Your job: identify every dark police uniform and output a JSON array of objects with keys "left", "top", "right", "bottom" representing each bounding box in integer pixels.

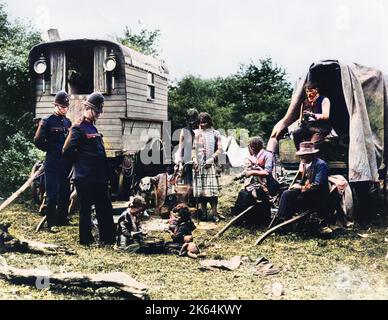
[
  {"left": 34, "top": 94, "right": 72, "bottom": 228},
  {"left": 62, "top": 93, "right": 115, "bottom": 245}
]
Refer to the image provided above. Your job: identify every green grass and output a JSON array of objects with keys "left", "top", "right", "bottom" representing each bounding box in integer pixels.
[{"left": 1, "top": 179, "right": 388, "bottom": 300}]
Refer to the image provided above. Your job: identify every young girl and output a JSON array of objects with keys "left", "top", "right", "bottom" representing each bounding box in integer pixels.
[{"left": 166, "top": 204, "right": 203, "bottom": 259}]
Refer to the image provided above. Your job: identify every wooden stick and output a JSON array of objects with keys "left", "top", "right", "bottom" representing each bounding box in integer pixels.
[
  {"left": 0, "top": 167, "right": 44, "bottom": 212},
  {"left": 212, "top": 204, "right": 256, "bottom": 239},
  {"left": 68, "top": 189, "right": 78, "bottom": 215},
  {"left": 288, "top": 170, "right": 301, "bottom": 190},
  {"left": 0, "top": 263, "right": 149, "bottom": 300},
  {"left": 35, "top": 216, "right": 47, "bottom": 233},
  {"left": 267, "top": 170, "right": 300, "bottom": 230},
  {"left": 255, "top": 211, "right": 309, "bottom": 246}
]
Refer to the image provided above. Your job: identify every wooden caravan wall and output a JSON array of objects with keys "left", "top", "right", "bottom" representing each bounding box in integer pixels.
[
  {"left": 94, "top": 46, "right": 126, "bottom": 152},
  {"left": 122, "top": 121, "right": 163, "bottom": 153},
  {"left": 34, "top": 46, "right": 126, "bottom": 153},
  {"left": 123, "top": 64, "right": 168, "bottom": 154},
  {"left": 125, "top": 65, "right": 168, "bottom": 121}
]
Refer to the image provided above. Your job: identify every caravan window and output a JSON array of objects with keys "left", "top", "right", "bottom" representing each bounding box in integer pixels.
[
  {"left": 66, "top": 45, "right": 94, "bottom": 94},
  {"left": 147, "top": 72, "right": 155, "bottom": 101}
]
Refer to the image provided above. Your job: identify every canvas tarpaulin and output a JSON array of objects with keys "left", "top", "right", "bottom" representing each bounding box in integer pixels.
[{"left": 268, "top": 61, "right": 388, "bottom": 183}]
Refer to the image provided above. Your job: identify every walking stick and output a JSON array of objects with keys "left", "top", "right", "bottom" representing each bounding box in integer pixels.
[{"left": 267, "top": 170, "right": 300, "bottom": 230}]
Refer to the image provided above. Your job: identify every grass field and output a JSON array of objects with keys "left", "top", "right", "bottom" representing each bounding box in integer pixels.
[{"left": 1, "top": 177, "right": 388, "bottom": 300}]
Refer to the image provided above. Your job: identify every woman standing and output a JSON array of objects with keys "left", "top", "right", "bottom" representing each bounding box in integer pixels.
[{"left": 192, "top": 112, "right": 223, "bottom": 222}]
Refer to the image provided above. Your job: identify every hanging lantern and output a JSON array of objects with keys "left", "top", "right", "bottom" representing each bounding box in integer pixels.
[
  {"left": 103, "top": 50, "right": 117, "bottom": 90},
  {"left": 34, "top": 55, "right": 47, "bottom": 93}
]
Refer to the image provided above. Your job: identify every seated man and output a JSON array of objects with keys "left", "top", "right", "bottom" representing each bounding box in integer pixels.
[
  {"left": 292, "top": 82, "right": 331, "bottom": 150},
  {"left": 277, "top": 141, "right": 329, "bottom": 223}
]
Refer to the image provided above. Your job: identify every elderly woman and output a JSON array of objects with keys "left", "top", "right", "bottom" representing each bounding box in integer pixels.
[
  {"left": 231, "top": 136, "right": 276, "bottom": 225},
  {"left": 192, "top": 112, "right": 223, "bottom": 222}
]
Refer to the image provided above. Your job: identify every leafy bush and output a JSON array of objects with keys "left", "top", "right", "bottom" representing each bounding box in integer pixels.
[
  {"left": 0, "top": 3, "right": 42, "bottom": 148},
  {"left": 0, "top": 132, "right": 42, "bottom": 197}
]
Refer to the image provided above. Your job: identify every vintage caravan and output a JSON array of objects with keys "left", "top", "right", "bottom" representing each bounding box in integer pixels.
[{"left": 29, "top": 39, "right": 169, "bottom": 201}]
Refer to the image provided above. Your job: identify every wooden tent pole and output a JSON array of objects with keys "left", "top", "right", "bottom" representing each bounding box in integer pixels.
[
  {"left": 212, "top": 204, "right": 256, "bottom": 240},
  {"left": 255, "top": 211, "right": 309, "bottom": 246},
  {"left": 0, "top": 167, "right": 44, "bottom": 213}
]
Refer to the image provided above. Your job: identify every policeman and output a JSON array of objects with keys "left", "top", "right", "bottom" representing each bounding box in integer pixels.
[
  {"left": 62, "top": 92, "right": 115, "bottom": 245},
  {"left": 34, "top": 91, "right": 72, "bottom": 232}
]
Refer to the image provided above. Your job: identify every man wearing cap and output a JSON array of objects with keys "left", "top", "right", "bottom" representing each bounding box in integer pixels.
[
  {"left": 276, "top": 141, "right": 329, "bottom": 223},
  {"left": 63, "top": 92, "right": 115, "bottom": 245},
  {"left": 34, "top": 91, "right": 72, "bottom": 232}
]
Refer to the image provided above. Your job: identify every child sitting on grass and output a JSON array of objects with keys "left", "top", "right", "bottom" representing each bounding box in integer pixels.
[
  {"left": 114, "top": 196, "right": 148, "bottom": 252},
  {"left": 167, "top": 203, "right": 203, "bottom": 259}
]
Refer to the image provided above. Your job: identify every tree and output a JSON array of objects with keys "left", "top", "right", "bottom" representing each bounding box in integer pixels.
[
  {"left": 168, "top": 58, "right": 293, "bottom": 140},
  {"left": 0, "top": 3, "right": 42, "bottom": 196},
  {"left": 116, "top": 26, "right": 161, "bottom": 57},
  {"left": 0, "top": 3, "right": 41, "bottom": 146}
]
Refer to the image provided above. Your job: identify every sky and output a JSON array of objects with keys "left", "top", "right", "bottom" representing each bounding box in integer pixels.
[{"left": 4, "top": 0, "right": 388, "bottom": 83}]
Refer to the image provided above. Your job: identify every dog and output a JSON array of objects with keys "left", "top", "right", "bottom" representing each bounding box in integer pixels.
[{"left": 136, "top": 176, "right": 158, "bottom": 210}]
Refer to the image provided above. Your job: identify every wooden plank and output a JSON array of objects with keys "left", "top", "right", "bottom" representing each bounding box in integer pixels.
[
  {"left": 100, "top": 107, "right": 126, "bottom": 113},
  {"left": 126, "top": 74, "right": 148, "bottom": 86},
  {"left": 155, "top": 91, "right": 168, "bottom": 99},
  {"left": 126, "top": 111, "right": 167, "bottom": 121},
  {"left": 127, "top": 98, "right": 167, "bottom": 109},
  {"left": 127, "top": 86, "right": 147, "bottom": 97},
  {"left": 95, "top": 124, "right": 122, "bottom": 130},
  {"left": 35, "top": 107, "right": 125, "bottom": 113},
  {"left": 36, "top": 94, "right": 127, "bottom": 102},
  {"left": 126, "top": 92, "right": 167, "bottom": 105},
  {"left": 127, "top": 105, "right": 167, "bottom": 116},
  {"left": 36, "top": 107, "right": 126, "bottom": 115},
  {"left": 125, "top": 74, "right": 168, "bottom": 93},
  {"left": 125, "top": 66, "right": 147, "bottom": 80},
  {"left": 123, "top": 121, "right": 163, "bottom": 129},
  {"left": 154, "top": 83, "right": 168, "bottom": 93},
  {"left": 104, "top": 101, "right": 127, "bottom": 108},
  {"left": 127, "top": 107, "right": 167, "bottom": 118},
  {"left": 126, "top": 92, "right": 149, "bottom": 102},
  {"left": 155, "top": 77, "right": 168, "bottom": 87},
  {"left": 125, "top": 81, "right": 148, "bottom": 91},
  {"left": 36, "top": 100, "right": 54, "bottom": 107},
  {"left": 97, "top": 119, "right": 122, "bottom": 126}
]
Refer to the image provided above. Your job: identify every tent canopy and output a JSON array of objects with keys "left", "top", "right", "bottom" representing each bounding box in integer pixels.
[{"left": 268, "top": 60, "right": 388, "bottom": 183}]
